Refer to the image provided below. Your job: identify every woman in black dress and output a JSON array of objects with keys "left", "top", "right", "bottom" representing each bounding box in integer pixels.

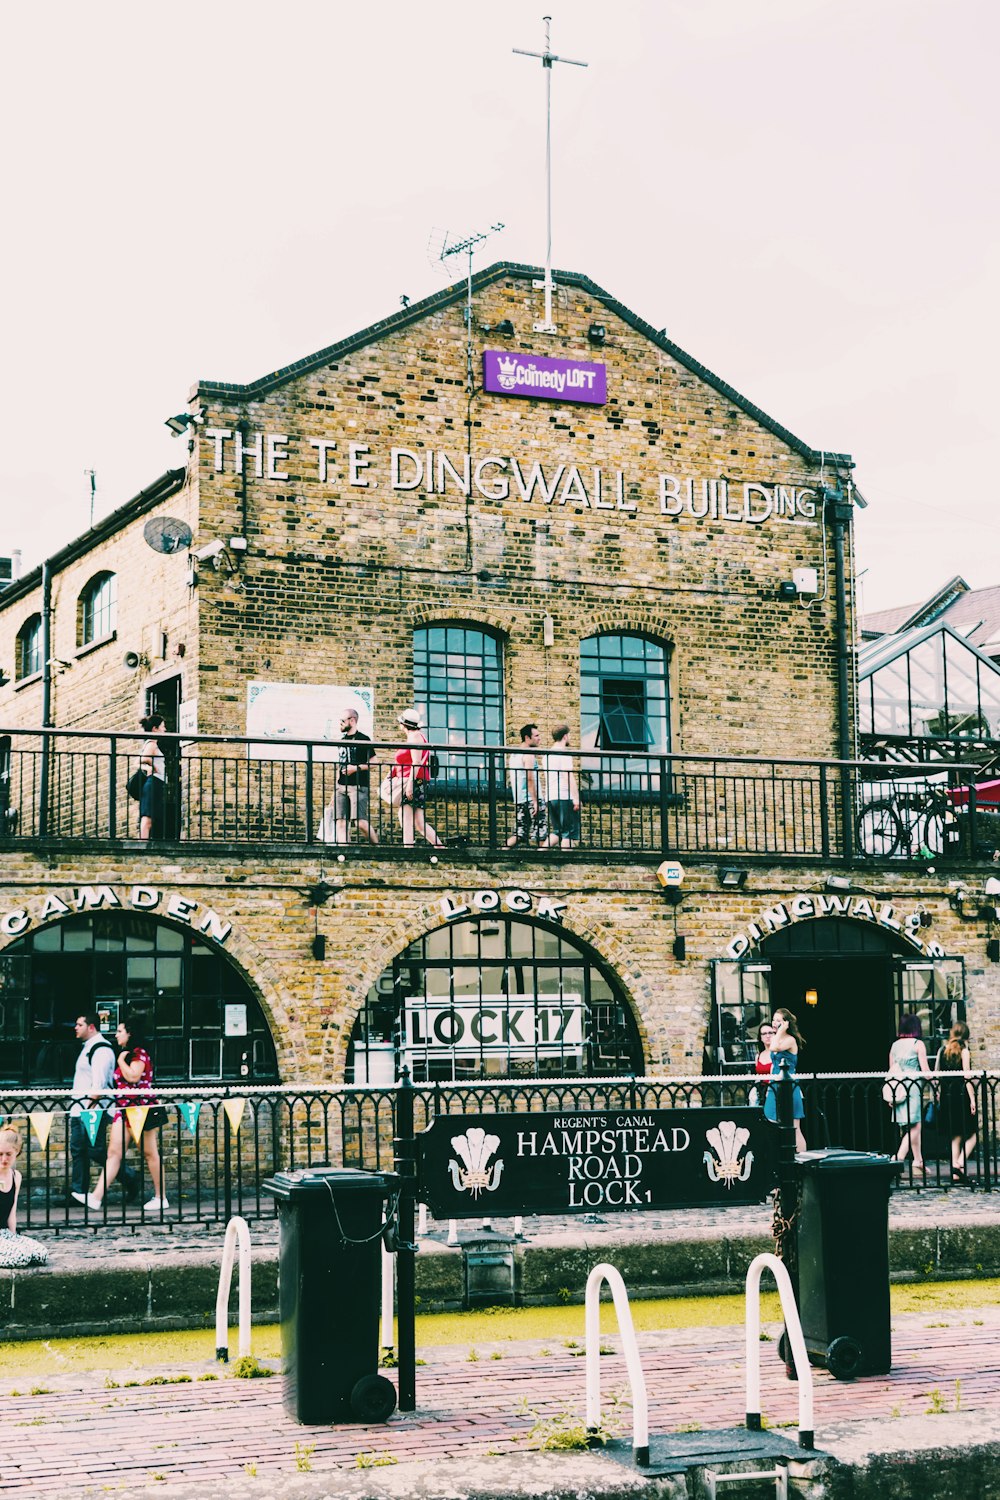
[{"left": 934, "top": 1022, "right": 977, "bottom": 1183}]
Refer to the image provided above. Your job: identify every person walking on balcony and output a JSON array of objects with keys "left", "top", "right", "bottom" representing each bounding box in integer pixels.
[
  {"left": 393, "top": 710, "right": 443, "bottom": 850},
  {"left": 330, "top": 708, "right": 378, "bottom": 845},
  {"left": 935, "top": 1021, "right": 977, "bottom": 1183},
  {"left": 545, "top": 724, "right": 580, "bottom": 849},
  {"left": 137, "top": 713, "right": 167, "bottom": 840},
  {"left": 87, "top": 1015, "right": 166, "bottom": 1213},
  {"left": 506, "top": 723, "right": 547, "bottom": 848},
  {"left": 887, "top": 1013, "right": 932, "bottom": 1177}
]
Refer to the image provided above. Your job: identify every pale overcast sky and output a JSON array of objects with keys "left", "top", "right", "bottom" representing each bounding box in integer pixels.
[{"left": 2, "top": 0, "right": 995, "bottom": 614}]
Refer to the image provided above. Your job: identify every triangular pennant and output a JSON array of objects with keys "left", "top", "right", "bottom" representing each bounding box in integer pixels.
[
  {"left": 222, "top": 1098, "right": 246, "bottom": 1134},
  {"left": 79, "top": 1107, "right": 104, "bottom": 1146},
  {"left": 125, "top": 1105, "right": 149, "bottom": 1139},
  {"left": 177, "top": 1101, "right": 202, "bottom": 1135},
  {"left": 29, "top": 1110, "right": 54, "bottom": 1151}
]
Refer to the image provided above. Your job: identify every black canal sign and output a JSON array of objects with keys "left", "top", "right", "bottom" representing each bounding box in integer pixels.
[{"left": 416, "top": 1107, "right": 777, "bottom": 1218}]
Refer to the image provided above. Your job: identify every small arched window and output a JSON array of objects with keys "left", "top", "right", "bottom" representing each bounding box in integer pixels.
[
  {"left": 15, "top": 614, "right": 42, "bottom": 680},
  {"left": 79, "top": 572, "right": 117, "bottom": 647}
]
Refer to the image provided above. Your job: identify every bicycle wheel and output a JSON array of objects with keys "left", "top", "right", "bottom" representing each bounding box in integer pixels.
[
  {"left": 920, "top": 803, "right": 946, "bottom": 855},
  {"left": 856, "top": 799, "right": 904, "bottom": 857}
]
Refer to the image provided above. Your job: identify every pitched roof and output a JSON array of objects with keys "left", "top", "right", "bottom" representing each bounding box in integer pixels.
[
  {"left": 862, "top": 578, "right": 1000, "bottom": 655},
  {"left": 196, "top": 261, "right": 852, "bottom": 469}
]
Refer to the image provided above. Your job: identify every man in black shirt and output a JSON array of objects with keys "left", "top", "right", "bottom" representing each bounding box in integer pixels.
[{"left": 332, "top": 709, "right": 378, "bottom": 844}]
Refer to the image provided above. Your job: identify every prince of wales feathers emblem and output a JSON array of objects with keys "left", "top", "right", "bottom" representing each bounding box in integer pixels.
[
  {"left": 448, "top": 1127, "right": 504, "bottom": 1198},
  {"left": 703, "top": 1120, "right": 754, "bottom": 1187}
]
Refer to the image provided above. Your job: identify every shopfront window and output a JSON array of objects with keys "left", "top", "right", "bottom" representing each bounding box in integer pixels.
[
  {"left": 0, "top": 913, "right": 278, "bottom": 1086},
  {"left": 347, "top": 916, "right": 642, "bottom": 1082}
]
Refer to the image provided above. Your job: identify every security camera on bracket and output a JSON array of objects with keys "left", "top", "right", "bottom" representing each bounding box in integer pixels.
[{"left": 192, "top": 539, "right": 226, "bottom": 563}]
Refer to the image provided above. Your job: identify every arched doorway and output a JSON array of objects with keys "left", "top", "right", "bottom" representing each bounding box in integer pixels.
[
  {"left": 347, "top": 915, "right": 643, "bottom": 1082},
  {"left": 0, "top": 912, "right": 278, "bottom": 1086},
  {"left": 710, "top": 917, "right": 966, "bottom": 1076}
]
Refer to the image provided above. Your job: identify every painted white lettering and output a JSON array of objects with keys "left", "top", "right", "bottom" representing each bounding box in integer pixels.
[
  {"left": 349, "top": 443, "right": 372, "bottom": 487},
  {"left": 167, "top": 895, "right": 197, "bottom": 924},
  {"left": 796, "top": 488, "right": 817, "bottom": 519},
  {"left": 743, "top": 483, "right": 774, "bottom": 524},
  {"left": 877, "top": 902, "right": 902, "bottom": 932},
  {"left": 472, "top": 890, "right": 501, "bottom": 912},
  {"left": 593, "top": 468, "right": 613, "bottom": 510},
  {"left": 659, "top": 474, "right": 683, "bottom": 516},
  {"left": 130, "top": 885, "right": 161, "bottom": 910},
  {"left": 266, "top": 433, "right": 289, "bottom": 481},
  {"left": 852, "top": 898, "right": 875, "bottom": 922},
  {"left": 234, "top": 428, "right": 264, "bottom": 478},
  {"left": 789, "top": 895, "right": 815, "bottom": 918},
  {"left": 726, "top": 935, "right": 751, "bottom": 960},
  {"left": 558, "top": 466, "right": 590, "bottom": 507},
  {"left": 440, "top": 895, "right": 471, "bottom": 922},
  {"left": 204, "top": 429, "right": 231, "bottom": 472},
  {"left": 510, "top": 460, "right": 564, "bottom": 507},
  {"left": 473, "top": 457, "right": 510, "bottom": 500},
  {"left": 309, "top": 439, "right": 337, "bottom": 483},
  {"left": 1, "top": 910, "right": 29, "bottom": 937},
  {"left": 198, "top": 910, "right": 233, "bottom": 944},
  {"left": 40, "top": 894, "right": 71, "bottom": 921},
  {"left": 437, "top": 452, "right": 471, "bottom": 496},
  {"left": 75, "top": 886, "right": 121, "bottom": 912},
  {"left": 391, "top": 448, "right": 423, "bottom": 490},
  {"left": 535, "top": 896, "right": 566, "bottom": 922},
  {"left": 505, "top": 889, "right": 532, "bottom": 914},
  {"left": 616, "top": 471, "right": 636, "bottom": 511}
]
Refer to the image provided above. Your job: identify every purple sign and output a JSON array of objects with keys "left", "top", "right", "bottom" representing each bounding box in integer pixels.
[{"left": 483, "top": 350, "right": 607, "bottom": 405}]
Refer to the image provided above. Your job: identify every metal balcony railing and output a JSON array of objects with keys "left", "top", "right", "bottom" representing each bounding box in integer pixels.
[{"left": 1, "top": 727, "right": 996, "bottom": 862}]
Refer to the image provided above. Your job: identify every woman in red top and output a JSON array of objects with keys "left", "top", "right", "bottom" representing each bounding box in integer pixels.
[
  {"left": 393, "top": 709, "right": 444, "bottom": 849},
  {"left": 87, "top": 1015, "right": 166, "bottom": 1212}
]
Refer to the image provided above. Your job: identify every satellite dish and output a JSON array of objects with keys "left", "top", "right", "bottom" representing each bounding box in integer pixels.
[{"left": 144, "top": 516, "right": 193, "bottom": 555}]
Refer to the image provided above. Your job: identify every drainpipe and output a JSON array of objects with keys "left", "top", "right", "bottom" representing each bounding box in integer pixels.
[
  {"left": 828, "top": 483, "right": 855, "bottom": 858},
  {"left": 38, "top": 559, "right": 52, "bottom": 835}
]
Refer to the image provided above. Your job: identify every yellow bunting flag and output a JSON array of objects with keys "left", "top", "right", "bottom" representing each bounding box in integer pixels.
[
  {"left": 222, "top": 1098, "right": 246, "bottom": 1134},
  {"left": 125, "top": 1105, "right": 150, "bottom": 1139},
  {"left": 29, "top": 1111, "right": 54, "bottom": 1150}
]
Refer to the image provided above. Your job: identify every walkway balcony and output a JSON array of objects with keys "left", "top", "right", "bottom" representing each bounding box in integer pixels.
[{"left": 1, "top": 728, "right": 997, "bottom": 864}]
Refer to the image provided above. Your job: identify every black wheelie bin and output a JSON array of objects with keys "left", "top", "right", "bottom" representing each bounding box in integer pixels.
[
  {"left": 793, "top": 1147, "right": 901, "bottom": 1379},
  {"left": 263, "top": 1165, "right": 399, "bottom": 1424}
]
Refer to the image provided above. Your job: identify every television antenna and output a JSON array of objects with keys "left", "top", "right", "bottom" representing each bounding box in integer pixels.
[
  {"left": 435, "top": 222, "right": 505, "bottom": 393},
  {"left": 84, "top": 469, "right": 96, "bottom": 528},
  {"left": 513, "top": 15, "right": 588, "bottom": 334}
]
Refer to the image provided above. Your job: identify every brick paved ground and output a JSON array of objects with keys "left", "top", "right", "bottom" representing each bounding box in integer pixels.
[{"left": 2, "top": 1305, "right": 998, "bottom": 1497}]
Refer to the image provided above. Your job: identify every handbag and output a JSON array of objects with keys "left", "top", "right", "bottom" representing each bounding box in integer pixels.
[
  {"left": 126, "top": 768, "right": 147, "bottom": 801},
  {"left": 379, "top": 773, "right": 403, "bottom": 807},
  {"left": 924, "top": 1100, "right": 937, "bottom": 1126},
  {"left": 882, "top": 1072, "right": 901, "bottom": 1107}
]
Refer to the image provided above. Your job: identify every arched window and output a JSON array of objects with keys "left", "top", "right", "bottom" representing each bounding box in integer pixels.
[
  {"left": 79, "top": 571, "right": 117, "bottom": 647},
  {"left": 413, "top": 624, "right": 504, "bottom": 778},
  {"left": 1, "top": 913, "right": 278, "bottom": 1086},
  {"left": 347, "top": 916, "right": 642, "bottom": 1083},
  {"left": 15, "top": 614, "right": 42, "bottom": 679},
  {"left": 580, "top": 633, "right": 670, "bottom": 790}
]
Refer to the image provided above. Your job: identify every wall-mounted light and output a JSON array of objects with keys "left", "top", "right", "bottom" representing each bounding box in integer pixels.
[
  {"left": 825, "top": 875, "right": 851, "bottom": 893},
  {"left": 164, "top": 411, "right": 204, "bottom": 437},
  {"left": 587, "top": 323, "right": 606, "bottom": 345},
  {"left": 804, "top": 987, "right": 819, "bottom": 1007},
  {"left": 719, "top": 866, "right": 747, "bottom": 889}
]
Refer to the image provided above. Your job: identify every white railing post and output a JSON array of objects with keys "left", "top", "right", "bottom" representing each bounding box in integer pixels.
[
  {"left": 215, "top": 1214, "right": 252, "bottom": 1362},
  {"left": 380, "top": 1217, "right": 395, "bottom": 1354},
  {"left": 585, "top": 1262, "right": 649, "bottom": 1466},
  {"left": 745, "top": 1252, "right": 814, "bottom": 1449}
]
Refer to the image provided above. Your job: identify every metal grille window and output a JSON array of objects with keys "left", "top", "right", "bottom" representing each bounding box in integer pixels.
[
  {"left": 413, "top": 624, "right": 504, "bottom": 779},
  {"left": 580, "top": 633, "right": 669, "bottom": 791},
  {"left": 0, "top": 913, "right": 278, "bottom": 1086},
  {"left": 15, "top": 614, "right": 42, "bottom": 679},
  {"left": 79, "top": 571, "right": 117, "bottom": 646},
  {"left": 348, "top": 917, "right": 642, "bottom": 1083}
]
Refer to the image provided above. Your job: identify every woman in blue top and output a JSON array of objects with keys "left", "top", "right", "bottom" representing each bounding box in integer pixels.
[{"left": 763, "top": 1008, "right": 807, "bottom": 1152}]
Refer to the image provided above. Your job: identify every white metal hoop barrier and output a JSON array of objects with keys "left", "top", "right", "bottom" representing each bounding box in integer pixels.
[
  {"left": 585, "top": 1262, "right": 650, "bottom": 1467},
  {"left": 215, "top": 1215, "right": 252, "bottom": 1362},
  {"left": 744, "top": 1253, "right": 814, "bottom": 1450}
]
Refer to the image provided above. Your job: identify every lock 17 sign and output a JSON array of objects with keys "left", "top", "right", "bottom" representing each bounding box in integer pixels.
[{"left": 416, "top": 1107, "right": 776, "bottom": 1218}]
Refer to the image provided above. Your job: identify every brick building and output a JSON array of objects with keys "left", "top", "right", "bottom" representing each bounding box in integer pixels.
[{"left": 0, "top": 263, "right": 994, "bottom": 1094}]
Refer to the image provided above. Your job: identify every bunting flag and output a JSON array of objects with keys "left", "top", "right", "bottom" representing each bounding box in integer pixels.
[
  {"left": 177, "top": 1101, "right": 202, "bottom": 1135},
  {"left": 79, "top": 1107, "right": 104, "bottom": 1146},
  {"left": 125, "top": 1105, "right": 149, "bottom": 1140},
  {"left": 29, "top": 1111, "right": 55, "bottom": 1151},
  {"left": 222, "top": 1098, "right": 246, "bottom": 1134}
]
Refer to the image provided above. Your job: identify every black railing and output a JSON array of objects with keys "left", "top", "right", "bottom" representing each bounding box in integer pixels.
[
  {"left": 0, "top": 727, "right": 994, "bottom": 861},
  {"left": 1, "top": 1071, "right": 993, "bottom": 1230}
]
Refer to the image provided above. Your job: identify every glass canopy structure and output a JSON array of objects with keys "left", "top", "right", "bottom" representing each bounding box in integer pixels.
[{"left": 859, "top": 622, "right": 1000, "bottom": 751}]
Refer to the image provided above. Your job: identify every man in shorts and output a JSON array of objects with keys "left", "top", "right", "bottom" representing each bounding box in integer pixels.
[
  {"left": 545, "top": 723, "right": 581, "bottom": 848},
  {"left": 506, "top": 722, "right": 548, "bottom": 847},
  {"left": 332, "top": 709, "right": 378, "bottom": 844}
]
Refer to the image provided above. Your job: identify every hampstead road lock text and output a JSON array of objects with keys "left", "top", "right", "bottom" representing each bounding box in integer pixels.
[{"left": 515, "top": 1114, "right": 691, "bottom": 1207}]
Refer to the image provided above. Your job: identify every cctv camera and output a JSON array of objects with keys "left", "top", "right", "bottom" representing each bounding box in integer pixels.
[{"left": 192, "top": 539, "right": 225, "bottom": 562}]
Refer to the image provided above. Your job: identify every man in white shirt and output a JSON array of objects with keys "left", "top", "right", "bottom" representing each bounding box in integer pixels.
[
  {"left": 68, "top": 1013, "right": 137, "bottom": 1206},
  {"left": 506, "top": 722, "right": 548, "bottom": 847}
]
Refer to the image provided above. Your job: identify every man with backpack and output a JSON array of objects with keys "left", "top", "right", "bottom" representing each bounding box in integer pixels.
[{"left": 68, "top": 1013, "right": 137, "bottom": 1206}]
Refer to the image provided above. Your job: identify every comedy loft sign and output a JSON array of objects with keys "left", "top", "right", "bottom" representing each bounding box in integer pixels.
[
  {"left": 417, "top": 1108, "right": 776, "bottom": 1217},
  {"left": 0, "top": 885, "right": 232, "bottom": 945},
  {"left": 724, "top": 892, "right": 945, "bottom": 960},
  {"left": 201, "top": 429, "right": 817, "bottom": 528}
]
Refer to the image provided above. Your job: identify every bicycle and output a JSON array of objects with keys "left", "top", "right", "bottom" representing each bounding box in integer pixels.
[{"left": 855, "top": 781, "right": 951, "bottom": 859}]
